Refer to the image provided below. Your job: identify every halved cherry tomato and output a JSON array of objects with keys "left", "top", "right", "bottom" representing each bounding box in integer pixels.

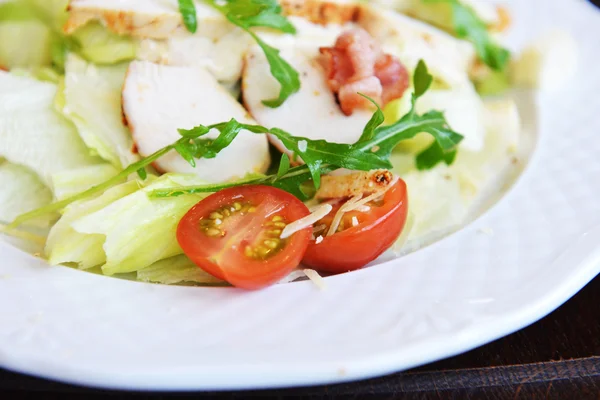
[
  {"left": 177, "top": 185, "right": 311, "bottom": 290},
  {"left": 302, "top": 179, "right": 408, "bottom": 273}
]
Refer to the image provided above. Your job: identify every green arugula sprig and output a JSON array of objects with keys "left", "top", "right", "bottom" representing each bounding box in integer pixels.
[
  {"left": 424, "top": 0, "right": 510, "bottom": 71},
  {"left": 9, "top": 60, "right": 462, "bottom": 227},
  {"left": 177, "top": 0, "right": 300, "bottom": 107},
  {"left": 149, "top": 60, "right": 463, "bottom": 200}
]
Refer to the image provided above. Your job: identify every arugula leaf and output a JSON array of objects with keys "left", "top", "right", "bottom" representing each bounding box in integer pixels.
[
  {"left": 137, "top": 168, "right": 148, "bottom": 180},
  {"left": 416, "top": 141, "right": 457, "bottom": 170},
  {"left": 222, "top": 0, "right": 296, "bottom": 33},
  {"left": 413, "top": 59, "right": 434, "bottom": 98},
  {"left": 424, "top": 0, "right": 510, "bottom": 71},
  {"left": 178, "top": 0, "right": 198, "bottom": 33},
  {"left": 204, "top": 0, "right": 300, "bottom": 107},
  {"left": 358, "top": 94, "right": 386, "bottom": 142},
  {"left": 276, "top": 153, "right": 290, "bottom": 178},
  {"left": 248, "top": 32, "right": 300, "bottom": 108}
]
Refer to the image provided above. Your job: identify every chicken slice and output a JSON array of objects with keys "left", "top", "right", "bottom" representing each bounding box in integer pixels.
[
  {"left": 242, "top": 46, "right": 373, "bottom": 159},
  {"left": 280, "top": 0, "right": 360, "bottom": 25},
  {"left": 356, "top": 3, "right": 476, "bottom": 88},
  {"left": 66, "top": 0, "right": 359, "bottom": 40},
  {"left": 122, "top": 61, "right": 270, "bottom": 182},
  {"left": 65, "top": 0, "right": 230, "bottom": 39}
]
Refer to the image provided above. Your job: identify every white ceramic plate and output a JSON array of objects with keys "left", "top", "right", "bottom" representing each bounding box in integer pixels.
[{"left": 1, "top": 0, "right": 600, "bottom": 391}]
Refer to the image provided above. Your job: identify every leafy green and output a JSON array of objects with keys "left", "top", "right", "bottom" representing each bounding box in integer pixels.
[
  {"left": 204, "top": 0, "right": 300, "bottom": 107},
  {"left": 276, "top": 153, "right": 290, "bottom": 178},
  {"left": 0, "top": 0, "right": 70, "bottom": 72},
  {"left": 424, "top": 0, "right": 510, "bottom": 71},
  {"left": 151, "top": 60, "right": 462, "bottom": 200},
  {"left": 71, "top": 22, "right": 138, "bottom": 65},
  {"left": 0, "top": 20, "right": 52, "bottom": 69},
  {"left": 137, "top": 254, "right": 226, "bottom": 285},
  {"left": 178, "top": 0, "right": 198, "bottom": 33},
  {"left": 0, "top": 72, "right": 100, "bottom": 189},
  {"left": 61, "top": 54, "right": 138, "bottom": 168},
  {"left": 51, "top": 164, "right": 121, "bottom": 201},
  {"left": 45, "top": 180, "right": 140, "bottom": 270},
  {"left": 72, "top": 175, "right": 209, "bottom": 275},
  {"left": 416, "top": 141, "right": 457, "bottom": 170}
]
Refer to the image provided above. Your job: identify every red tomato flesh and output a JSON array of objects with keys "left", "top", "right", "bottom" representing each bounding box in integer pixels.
[
  {"left": 177, "top": 185, "right": 311, "bottom": 289},
  {"left": 302, "top": 179, "right": 408, "bottom": 273}
]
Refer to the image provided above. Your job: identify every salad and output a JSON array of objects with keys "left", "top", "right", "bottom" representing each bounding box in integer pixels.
[{"left": 0, "top": 0, "right": 568, "bottom": 289}]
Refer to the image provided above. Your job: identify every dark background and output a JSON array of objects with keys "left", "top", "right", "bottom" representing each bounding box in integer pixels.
[{"left": 2, "top": 0, "right": 600, "bottom": 398}]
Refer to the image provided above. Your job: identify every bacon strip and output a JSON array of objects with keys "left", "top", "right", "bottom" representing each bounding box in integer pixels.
[{"left": 319, "top": 28, "right": 409, "bottom": 116}]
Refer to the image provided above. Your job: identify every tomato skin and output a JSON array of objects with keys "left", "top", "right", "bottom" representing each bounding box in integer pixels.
[
  {"left": 302, "top": 179, "right": 408, "bottom": 273},
  {"left": 177, "top": 185, "right": 311, "bottom": 290}
]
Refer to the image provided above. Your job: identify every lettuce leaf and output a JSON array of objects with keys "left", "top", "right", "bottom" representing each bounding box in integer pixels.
[
  {"left": 62, "top": 54, "right": 138, "bottom": 168},
  {"left": 0, "top": 161, "right": 53, "bottom": 252},
  {"left": 0, "top": 161, "right": 53, "bottom": 224},
  {"left": 0, "top": 72, "right": 101, "bottom": 187},
  {"left": 71, "top": 22, "right": 138, "bottom": 65},
  {"left": 45, "top": 180, "right": 140, "bottom": 270},
  {"left": 0, "top": 20, "right": 52, "bottom": 69},
  {"left": 46, "top": 174, "right": 209, "bottom": 274},
  {"left": 137, "top": 254, "right": 225, "bottom": 285},
  {"left": 51, "top": 164, "right": 122, "bottom": 201},
  {"left": 0, "top": 0, "right": 69, "bottom": 70}
]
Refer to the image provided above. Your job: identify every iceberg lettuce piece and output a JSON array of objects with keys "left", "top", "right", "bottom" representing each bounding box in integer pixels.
[
  {"left": 0, "top": 161, "right": 53, "bottom": 252},
  {"left": 0, "top": 20, "right": 52, "bottom": 69},
  {"left": 10, "top": 66, "right": 61, "bottom": 83},
  {"left": 51, "top": 164, "right": 121, "bottom": 201},
  {"left": 0, "top": 0, "right": 69, "bottom": 70},
  {"left": 137, "top": 255, "right": 225, "bottom": 285},
  {"left": 45, "top": 180, "right": 140, "bottom": 270},
  {"left": 0, "top": 161, "right": 53, "bottom": 225},
  {"left": 0, "top": 72, "right": 101, "bottom": 186},
  {"left": 67, "top": 174, "right": 209, "bottom": 275},
  {"left": 63, "top": 54, "right": 138, "bottom": 168},
  {"left": 71, "top": 22, "right": 138, "bottom": 65}
]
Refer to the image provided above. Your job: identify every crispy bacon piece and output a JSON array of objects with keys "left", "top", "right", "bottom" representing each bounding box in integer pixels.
[{"left": 319, "top": 28, "right": 409, "bottom": 116}]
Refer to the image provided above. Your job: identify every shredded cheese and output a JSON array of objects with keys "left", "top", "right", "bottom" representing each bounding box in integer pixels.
[
  {"left": 280, "top": 203, "right": 333, "bottom": 239},
  {"left": 303, "top": 269, "right": 327, "bottom": 290},
  {"left": 315, "top": 235, "right": 324, "bottom": 244},
  {"left": 325, "top": 181, "right": 397, "bottom": 237},
  {"left": 351, "top": 216, "right": 359, "bottom": 227},
  {"left": 326, "top": 194, "right": 362, "bottom": 237}
]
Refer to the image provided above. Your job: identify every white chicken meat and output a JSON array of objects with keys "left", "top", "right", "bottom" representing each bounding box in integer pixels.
[{"left": 122, "top": 61, "right": 270, "bottom": 182}]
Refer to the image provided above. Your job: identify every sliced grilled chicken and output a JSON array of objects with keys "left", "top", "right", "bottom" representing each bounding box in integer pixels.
[
  {"left": 122, "top": 61, "right": 270, "bottom": 182},
  {"left": 66, "top": 0, "right": 358, "bottom": 40},
  {"left": 280, "top": 0, "right": 359, "bottom": 25},
  {"left": 65, "top": 0, "right": 230, "bottom": 39},
  {"left": 356, "top": 3, "right": 476, "bottom": 87},
  {"left": 137, "top": 28, "right": 252, "bottom": 83},
  {"left": 242, "top": 45, "right": 373, "bottom": 159}
]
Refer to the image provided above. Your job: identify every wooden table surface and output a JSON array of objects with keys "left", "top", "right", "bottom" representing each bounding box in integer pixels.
[{"left": 2, "top": 1, "right": 600, "bottom": 398}]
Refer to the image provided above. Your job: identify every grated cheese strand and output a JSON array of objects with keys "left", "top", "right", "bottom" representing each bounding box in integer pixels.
[
  {"left": 325, "top": 180, "right": 398, "bottom": 237},
  {"left": 303, "top": 269, "right": 327, "bottom": 290},
  {"left": 326, "top": 194, "right": 362, "bottom": 237},
  {"left": 280, "top": 203, "right": 333, "bottom": 239}
]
